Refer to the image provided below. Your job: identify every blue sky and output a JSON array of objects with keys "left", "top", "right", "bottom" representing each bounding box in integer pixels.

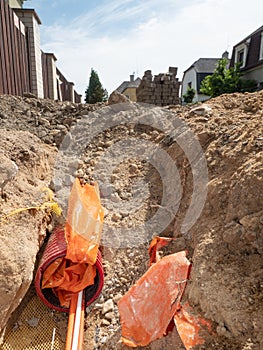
[{"left": 24, "top": 0, "right": 263, "bottom": 97}]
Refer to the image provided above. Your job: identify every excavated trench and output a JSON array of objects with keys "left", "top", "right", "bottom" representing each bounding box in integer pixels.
[{"left": 0, "top": 91, "right": 262, "bottom": 349}]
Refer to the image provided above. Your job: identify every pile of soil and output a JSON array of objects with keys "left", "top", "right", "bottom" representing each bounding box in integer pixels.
[
  {"left": 77, "top": 91, "right": 262, "bottom": 349},
  {"left": 0, "top": 128, "right": 56, "bottom": 335},
  {"left": 0, "top": 91, "right": 262, "bottom": 349},
  {"left": 0, "top": 94, "right": 105, "bottom": 146}
]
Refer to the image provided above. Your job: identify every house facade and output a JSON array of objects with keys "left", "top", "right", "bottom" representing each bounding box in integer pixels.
[
  {"left": 230, "top": 25, "right": 263, "bottom": 90},
  {"left": 181, "top": 53, "right": 229, "bottom": 103},
  {"left": 116, "top": 75, "right": 141, "bottom": 101}
]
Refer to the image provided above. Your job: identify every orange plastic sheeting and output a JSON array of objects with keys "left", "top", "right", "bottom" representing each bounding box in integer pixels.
[
  {"left": 148, "top": 236, "right": 174, "bottom": 265},
  {"left": 65, "top": 178, "right": 104, "bottom": 265},
  {"left": 174, "top": 302, "right": 213, "bottom": 350},
  {"left": 42, "top": 257, "right": 96, "bottom": 308},
  {"left": 118, "top": 251, "right": 191, "bottom": 347}
]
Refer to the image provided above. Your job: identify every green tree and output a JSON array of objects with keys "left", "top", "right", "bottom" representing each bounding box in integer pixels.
[
  {"left": 183, "top": 87, "right": 195, "bottom": 104},
  {"left": 200, "top": 58, "right": 257, "bottom": 98},
  {"left": 85, "top": 68, "right": 108, "bottom": 104}
]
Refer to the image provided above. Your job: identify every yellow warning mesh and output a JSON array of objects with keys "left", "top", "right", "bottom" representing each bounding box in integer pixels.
[{"left": 1, "top": 295, "right": 67, "bottom": 350}]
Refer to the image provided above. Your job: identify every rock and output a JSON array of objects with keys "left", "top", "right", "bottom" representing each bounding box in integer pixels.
[
  {"left": 111, "top": 174, "right": 119, "bottom": 182},
  {"left": 100, "top": 184, "right": 115, "bottom": 198},
  {"left": 120, "top": 211, "right": 129, "bottom": 218},
  {"left": 102, "top": 299, "right": 114, "bottom": 315},
  {"left": 113, "top": 293, "right": 122, "bottom": 303},
  {"left": 129, "top": 163, "right": 138, "bottom": 173},
  {"left": 190, "top": 104, "right": 212, "bottom": 116},
  {"left": 111, "top": 213, "right": 122, "bottom": 222},
  {"left": 26, "top": 317, "right": 40, "bottom": 327},
  {"left": 0, "top": 155, "right": 18, "bottom": 195},
  {"left": 23, "top": 92, "right": 37, "bottom": 98},
  {"left": 104, "top": 312, "right": 115, "bottom": 321},
  {"left": 101, "top": 319, "right": 110, "bottom": 327},
  {"left": 110, "top": 193, "right": 120, "bottom": 203},
  {"left": 94, "top": 303, "right": 103, "bottom": 310},
  {"left": 108, "top": 91, "right": 130, "bottom": 105}
]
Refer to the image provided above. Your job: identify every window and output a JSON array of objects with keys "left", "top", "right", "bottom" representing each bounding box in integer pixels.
[
  {"left": 259, "top": 32, "right": 263, "bottom": 61},
  {"left": 237, "top": 49, "right": 244, "bottom": 65},
  {"left": 188, "top": 82, "right": 192, "bottom": 88},
  {"left": 234, "top": 42, "right": 249, "bottom": 68}
]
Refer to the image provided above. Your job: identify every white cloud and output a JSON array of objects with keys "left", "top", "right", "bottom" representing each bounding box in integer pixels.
[{"left": 40, "top": 0, "right": 263, "bottom": 96}]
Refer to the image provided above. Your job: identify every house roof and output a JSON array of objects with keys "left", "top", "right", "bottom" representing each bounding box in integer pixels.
[
  {"left": 184, "top": 58, "right": 221, "bottom": 74},
  {"left": 233, "top": 25, "right": 263, "bottom": 48},
  {"left": 230, "top": 25, "right": 263, "bottom": 70},
  {"left": 116, "top": 77, "right": 141, "bottom": 93}
]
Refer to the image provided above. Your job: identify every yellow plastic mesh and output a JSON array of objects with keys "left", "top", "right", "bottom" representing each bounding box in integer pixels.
[{"left": 1, "top": 295, "right": 67, "bottom": 350}]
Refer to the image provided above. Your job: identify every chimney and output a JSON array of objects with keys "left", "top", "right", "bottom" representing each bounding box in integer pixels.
[
  {"left": 130, "top": 74, "right": 134, "bottom": 82},
  {"left": 222, "top": 51, "right": 229, "bottom": 59}
]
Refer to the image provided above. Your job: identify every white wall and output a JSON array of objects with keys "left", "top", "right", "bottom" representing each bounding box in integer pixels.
[
  {"left": 181, "top": 68, "right": 197, "bottom": 102},
  {"left": 8, "top": 0, "right": 23, "bottom": 8},
  {"left": 243, "top": 65, "right": 263, "bottom": 84},
  {"left": 196, "top": 94, "right": 211, "bottom": 102},
  {"left": 181, "top": 68, "right": 212, "bottom": 103}
]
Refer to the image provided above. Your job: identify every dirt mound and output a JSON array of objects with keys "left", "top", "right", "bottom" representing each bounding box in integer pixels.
[
  {"left": 0, "top": 94, "right": 105, "bottom": 146},
  {"left": 76, "top": 91, "right": 262, "bottom": 349},
  {"left": 0, "top": 90, "right": 262, "bottom": 349},
  {"left": 0, "top": 129, "right": 56, "bottom": 336}
]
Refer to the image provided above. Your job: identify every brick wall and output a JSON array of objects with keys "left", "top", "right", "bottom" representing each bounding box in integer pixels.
[{"left": 137, "top": 67, "right": 181, "bottom": 106}]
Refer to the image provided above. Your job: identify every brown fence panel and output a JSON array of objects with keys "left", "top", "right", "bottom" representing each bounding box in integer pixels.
[
  {"left": 0, "top": 1, "right": 4, "bottom": 94},
  {"left": 0, "top": 1, "right": 30, "bottom": 96},
  {"left": 74, "top": 90, "right": 82, "bottom": 103},
  {"left": 57, "top": 67, "right": 72, "bottom": 101},
  {"left": 0, "top": 0, "right": 10, "bottom": 93},
  {"left": 19, "top": 23, "right": 30, "bottom": 93},
  {"left": 41, "top": 51, "right": 48, "bottom": 98}
]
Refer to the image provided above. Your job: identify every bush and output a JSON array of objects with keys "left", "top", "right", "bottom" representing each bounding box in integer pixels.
[
  {"left": 183, "top": 87, "right": 195, "bottom": 104},
  {"left": 200, "top": 58, "right": 257, "bottom": 97}
]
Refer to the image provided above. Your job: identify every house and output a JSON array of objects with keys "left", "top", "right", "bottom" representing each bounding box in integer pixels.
[
  {"left": 116, "top": 75, "right": 141, "bottom": 101},
  {"left": 181, "top": 52, "right": 229, "bottom": 103},
  {"left": 230, "top": 25, "right": 263, "bottom": 90}
]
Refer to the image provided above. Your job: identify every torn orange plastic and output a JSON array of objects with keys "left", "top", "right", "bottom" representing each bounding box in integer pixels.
[
  {"left": 174, "top": 302, "right": 213, "bottom": 350},
  {"left": 42, "top": 256, "right": 97, "bottom": 307},
  {"left": 41, "top": 178, "right": 104, "bottom": 307},
  {"left": 148, "top": 236, "right": 174, "bottom": 265},
  {"left": 118, "top": 251, "right": 191, "bottom": 347},
  {"left": 65, "top": 178, "right": 104, "bottom": 265}
]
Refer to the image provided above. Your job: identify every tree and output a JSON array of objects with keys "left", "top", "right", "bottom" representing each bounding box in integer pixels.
[
  {"left": 85, "top": 68, "right": 108, "bottom": 104},
  {"left": 200, "top": 58, "right": 257, "bottom": 98},
  {"left": 183, "top": 87, "right": 195, "bottom": 104}
]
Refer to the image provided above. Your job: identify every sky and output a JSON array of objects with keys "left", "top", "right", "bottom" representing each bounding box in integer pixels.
[{"left": 24, "top": 0, "right": 263, "bottom": 97}]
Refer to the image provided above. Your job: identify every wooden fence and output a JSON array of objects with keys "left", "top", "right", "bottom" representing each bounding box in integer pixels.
[{"left": 0, "top": 0, "right": 30, "bottom": 96}]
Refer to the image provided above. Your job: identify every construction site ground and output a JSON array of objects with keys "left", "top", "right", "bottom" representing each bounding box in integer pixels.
[{"left": 0, "top": 91, "right": 262, "bottom": 349}]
